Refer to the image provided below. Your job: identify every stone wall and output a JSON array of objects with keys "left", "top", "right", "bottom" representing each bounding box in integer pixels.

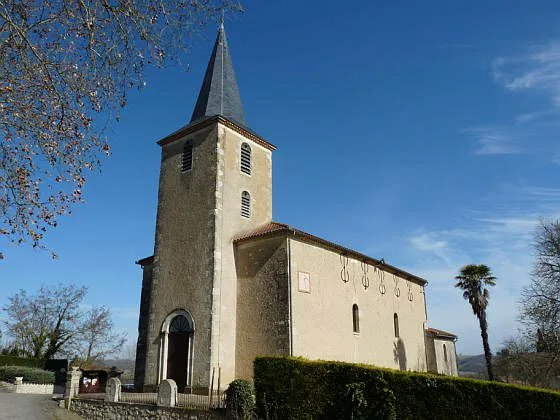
[
  {"left": 144, "top": 123, "right": 219, "bottom": 390},
  {"left": 13, "top": 382, "right": 54, "bottom": 394},
  {"left": 432, "top": 337, "right": 458, "bottom": 376},
  {"left": 135, "top": 261, "right": 154, "bottom": 390},
  {"left": 425, "top": 334, "right": 437, "bottom": 373},
  {"left": 289, "top": 237, "right": 428, "bottom": 372},
  {"left": 1, "top": 378, "right": 54, "bottom": 394},
  {"left": 235, "top": 237, "right": 290, "bottom": 378},
  {"left": 138, "top": 120, "right": 275, "bottom": 391},
  {"left": 69, "top": 399, "right": 225, "bottom": 420},
  {"left": 212, "top": 124, "right": 274, "bottom": 386}
]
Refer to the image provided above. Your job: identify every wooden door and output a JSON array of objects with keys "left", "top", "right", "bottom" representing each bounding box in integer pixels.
[{"left": 166, "top": 332, "right": 188, "bottom": 391}]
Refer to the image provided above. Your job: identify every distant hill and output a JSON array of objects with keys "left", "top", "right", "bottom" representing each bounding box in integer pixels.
[
  {"left": 457, "top": 354, "right": 487, "bottom": 378},
  {"left": 99, "top": 358, "right": 135, "bottom": 383}
]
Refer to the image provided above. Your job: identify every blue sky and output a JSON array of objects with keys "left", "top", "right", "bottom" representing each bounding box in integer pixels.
[{"left": 2, "top": 1, "right": 560, "bottom": 356}]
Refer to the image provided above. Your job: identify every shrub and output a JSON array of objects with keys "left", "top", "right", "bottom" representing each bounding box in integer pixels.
[
  {"left": 0, "top": 355, "right": 45, "bottom": 369},
  {"left": 0, "top": 366, "right": 55, "bottom": 384},
  {"left": 254, "top": 357, "right": 560, "bottom": 420},
  {"left": 225, "top": 378, "right": 255, "bottom": 420}
]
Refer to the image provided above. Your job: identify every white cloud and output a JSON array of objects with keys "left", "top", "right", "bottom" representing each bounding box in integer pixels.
[
  {"left": 409, "top": 233, "right": 448, "bottom": 253},
  {"left": 469, "top": 130, "right": 521, "bottom": 155},
  {"left": 409, "top": 233, "right": 452, "bottom": 267},
  {"left": 468, "top": 42, "right": 560, "bottom": 160},
  {"left": 494, "top": 43, "right": 560, "bottom": 104},
  {"left": 404, "top": 184, "right": 560, "bottom": 355},
  {"left": 518, "top": 186, "right": 560, "bottom": 199}
]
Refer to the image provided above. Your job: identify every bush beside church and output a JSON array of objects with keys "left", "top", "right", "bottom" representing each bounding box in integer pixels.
[{"left": 254, "top": 356, "right": 560, "bottom": 419}]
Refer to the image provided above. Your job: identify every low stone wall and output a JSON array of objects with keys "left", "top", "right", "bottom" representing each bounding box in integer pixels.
[
  {"left": 0, "top": 381, "right": 14, "bottom": 392},
  {"left": 14, "top": 382, "right": 54, "bottom": 394},
  {"left": 69, "top": 398, "right": 225, "bottom": 420},
  {"left": 0, "top": 379, "right": 54, "bottom": 394}
]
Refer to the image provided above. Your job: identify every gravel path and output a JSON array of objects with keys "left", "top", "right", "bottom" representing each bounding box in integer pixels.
[{"left": 0, "top": 392, "right": 83, "bottom": 420}]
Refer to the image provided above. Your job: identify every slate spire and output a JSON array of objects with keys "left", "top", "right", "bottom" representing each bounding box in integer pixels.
[{"left": 190, "top": 23, "right": 246, "bottom": 125}]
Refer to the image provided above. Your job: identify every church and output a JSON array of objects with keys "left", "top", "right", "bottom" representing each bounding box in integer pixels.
[{"left": 134, "top": 24, "right": 458, "bottom": 394}]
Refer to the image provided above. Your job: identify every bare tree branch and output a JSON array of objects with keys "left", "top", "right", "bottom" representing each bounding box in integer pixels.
[{"left": 0, "top": 0, "right": 242, "bottom": 258}]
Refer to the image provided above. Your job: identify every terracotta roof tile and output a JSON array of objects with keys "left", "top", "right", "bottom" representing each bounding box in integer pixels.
[
  {"left": 232, "top": 222, "right": 289, "bottom": 241},
  {"left": 233, "top": 221, "right": 428, "bottom": 286},
  {"left": 426, "top": 327, "right": 457, "bottom": 338}
]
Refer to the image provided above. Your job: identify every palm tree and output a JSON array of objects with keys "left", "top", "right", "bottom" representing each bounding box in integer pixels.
[{"left": 455, "top": 264, "right": 497, "bottom": 380}]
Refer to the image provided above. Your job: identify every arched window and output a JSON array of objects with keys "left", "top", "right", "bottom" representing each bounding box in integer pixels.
[
  {"left": 170, "top": 314, "right": 192, "bottom": 333},
  {"left": 352, "top": 304, "right": 360, "bottom": 333},
  {"left": 241, "top": 191, "right": 251, "bottom": 218},
  {"left": 181, "top": 141, "right": 193, "bottom": 172},
  {"left": 240, "top": 143, "right": 251, "bottom": 175},
  {"left": 393, "top": 313, "right": 399, "bottom": 338},
  {"left": 443, "top": 344, "right": 448, "bottom": 362}
]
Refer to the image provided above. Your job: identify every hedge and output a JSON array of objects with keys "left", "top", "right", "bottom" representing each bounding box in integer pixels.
[
  {"left": 254, "top": 357, "right": 560, "bottom": 420},
  {"left": 0, "top": 366, "right": 55, "bottom": 384},
  {"left": 0, "top": 355, "right": 45, "bottom": 369},
  {"left": 225, "top": 379, "right": 256, "bottom": 420}
]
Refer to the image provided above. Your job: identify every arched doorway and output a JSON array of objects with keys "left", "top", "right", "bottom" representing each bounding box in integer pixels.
[{"left": 160, "top": 310, "right": 194, "bottom": 392}]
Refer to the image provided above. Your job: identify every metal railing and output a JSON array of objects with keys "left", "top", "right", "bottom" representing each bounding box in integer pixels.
[
  {"left": 119, "top": 392, "right": 157, "bottom": 405},
  {"left": 77, "top": 389, "right": 225, "bottom": 410},
  {"left": 177, "top": 391, "right": 225, "bottom": 409},
  {"left": 76, "top": 393, "right": 104, "bottom": 400}
]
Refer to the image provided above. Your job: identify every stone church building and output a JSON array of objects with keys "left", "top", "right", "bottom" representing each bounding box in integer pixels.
[{"left": 134, "top": 24, "right": 458, "bottom": 393}]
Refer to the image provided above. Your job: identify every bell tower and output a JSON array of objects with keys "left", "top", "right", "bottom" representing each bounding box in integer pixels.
[{"left": 134, "top": 24, "right": 275, "bottom": 392}]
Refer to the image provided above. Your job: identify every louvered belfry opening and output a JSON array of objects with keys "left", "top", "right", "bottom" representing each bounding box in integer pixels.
[
  {"left": 241, "top": 191, "right": 251, "bottom": 218},
  {"left": 182, "top": 142, "right": 193, "bottom": 172},
  {"left": 240, "top": 143, "right": 251, "bottom": 175}
]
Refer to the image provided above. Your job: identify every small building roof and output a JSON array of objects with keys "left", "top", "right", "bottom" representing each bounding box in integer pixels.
[
  {"left": 426, "top": 327, "right": 458, "bottom": 339},
  {"left": 234, "top": 222, "right": 428, "bottom": 286},
  {"left": 78, "top": 365, "right": 124, "bottom": 374},
  {"left": 136, "top": 255, "right": 154, "bottom": 266}
]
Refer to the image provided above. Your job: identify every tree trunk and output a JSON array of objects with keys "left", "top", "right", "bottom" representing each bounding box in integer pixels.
[{"left": 478, "top": 311, "right": 494, "bottom": 381}]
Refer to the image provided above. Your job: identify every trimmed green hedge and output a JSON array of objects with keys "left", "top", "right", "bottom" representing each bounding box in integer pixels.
[
  {"left": 254, "top": 357, "right": 560, "bottom": 420},
  {"left": 0, "top": 355, "right": 45, "bottom": 369},
  {"left": 0, "top": 366, "right": 55, "bottom": 384},
  {"left": 225, "top": 379, "right": 256, "bottom": 420}
]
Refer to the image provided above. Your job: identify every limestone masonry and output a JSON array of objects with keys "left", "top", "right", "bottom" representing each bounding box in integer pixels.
[{"left": 134, "top": 24, "right": 458, "bottom": 393}]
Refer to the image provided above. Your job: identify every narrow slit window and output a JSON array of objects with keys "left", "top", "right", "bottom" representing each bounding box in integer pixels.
[
  {"left": 443, "top": 344, "right": 448, "bottom": 362},
  {"left": 241, "top": 191, "right": 251, "bottom": 218},
  {"left": 240, "top": 143, "right": 252, "bottom": 175},
  {"left": 352, "top": 304, "right": 360, "bottom": 333},
  {"left": 182, "top": 141, "right": 193, "bottom": 172},
  {"left": 393, "top": 313, "right": 399, "bottom": 338}
]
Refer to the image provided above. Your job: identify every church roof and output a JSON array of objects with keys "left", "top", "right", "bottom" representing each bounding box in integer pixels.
[
  {"left": 190, "top": 23, "right": 245, "bottom": 125},
  {"left": 426, "top": 328, "right": 458, "bottom": 339},
  {"left": 233, "top": 222, "right": 428, "bottom": 286}
]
